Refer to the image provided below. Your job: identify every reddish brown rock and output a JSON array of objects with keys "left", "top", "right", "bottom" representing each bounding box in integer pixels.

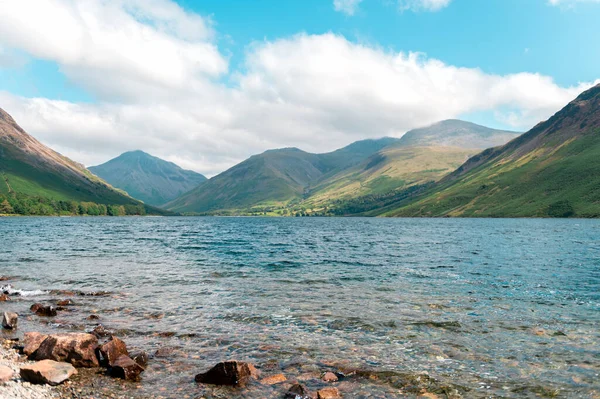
[
  {"left": 57, "top": 299, "right": 73, "bottom": 306},
  {"left": 0, "top": 294, "right": 10, "bottom": 302},
  {"left": 23, "top": 332, "right": 49, "bottom": 356},
  {"left": 322, "top": 372, "right": 339, "bottom": 382},
  {"left": 0, "top": 365, "right": 14, "bottom": 382},
  {"left": 195, "top": 361, "right": 259, "bottom": 386},
  {"left": 286, "top": 384, "right": 314, "bottom": 399},
  {"left": 2, "top": 312, "right": 18, "bottom": 329},
  {"left": 109, "top": 355, "right": 144, "bottom": 381},
  {"left": 20, "top": 360, "right": 77, "bottom": 386},
  {"left": 132, "top": 352, "right": 149, "bottom": 368},
  {"left": 32, "top": 333, "right": 99, "bottom": 368},
  {"left": 260, "top": 373, "right": 287, "bottom": 385},
  {"left": 30, "top": 303, "right": 57, "bottom": 317},
  {"left": 91, "top": 324, "right": 110, "bottom": 339},
  {"left": 98, "top": 336, "right": 129, "bottom": 367},
  {"left": 317, "top": 387, "right": 341, "bottom": 399}
]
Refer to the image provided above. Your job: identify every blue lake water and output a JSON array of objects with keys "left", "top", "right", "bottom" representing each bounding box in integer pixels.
[{"left": 1, "top": 217, "right": 599, "bottom": 398}]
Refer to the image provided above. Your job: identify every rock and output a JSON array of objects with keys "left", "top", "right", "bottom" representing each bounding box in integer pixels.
[
  {"left": 286, "top": 384, "right": 313, "bottom": 399},
  {"left": 322, "top": 372, "right": 338, "bottom": 382},
  {"left": 0, "top": 294, "right": 10, "bottom": 301},
  {"left": 87, "top": 314, "right": 100, "bottom": 320},
  {"left": 2, "top": 312, "right": 18, "bottom": 329},
  {"left": 23, "top": 332, "right": 49, "bottom": 356},
  {"left": 56, "top": 299, "right": 73, "bottom": 306},
  {"left": 317, "top": 387, "right": 341, "bottom": 399},
  {"left": 260, "top": 373, "right": 287, "bottom": 385},
  {"left": 20, "top": 360, "right": 77, "bottom": 386},
  {"left": 32, "top": 333, "right": 99, "bottom": 368},
  {"left": 97, "top": 336, "right": 129, "bottom": 367},
  {"left": 30, "top": 303, "right": 57, "bottom": 317},
  {"left": 131, "top": 352, "right": 149, "bottom": 368},
  {"left": 0, "top": 365, "right": 14, "bottom": 382},
  {"left": 109, "top": 355, "right": 144, "bottom": 381},
  {"left": 91, "top": 324, "right": 110, "bottom": 339},
  {"left": 195, "top": 361, "right": 259, "bottom": 386}
]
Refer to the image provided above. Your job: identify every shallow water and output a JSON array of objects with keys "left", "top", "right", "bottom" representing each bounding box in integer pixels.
[{"left": 1, "top": 217, "right": 599, "bottom": 398}]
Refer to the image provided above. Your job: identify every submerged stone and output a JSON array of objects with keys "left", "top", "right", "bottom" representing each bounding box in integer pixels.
[{"left": 195, "top": 361, "right": 259, "bottom": 386}]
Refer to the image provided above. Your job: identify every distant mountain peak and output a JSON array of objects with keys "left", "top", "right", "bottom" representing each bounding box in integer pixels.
[
  {"left": 89, "top": 151, "right": 206, "bottom": 207},
  {"left": 397, "top": 119, "right": 520, "bottom": 149}
]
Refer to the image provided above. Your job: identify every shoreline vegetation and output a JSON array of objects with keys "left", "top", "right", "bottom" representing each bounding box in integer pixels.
[{"left": 1, "top": 277, "right": 463, "bottom": 399}]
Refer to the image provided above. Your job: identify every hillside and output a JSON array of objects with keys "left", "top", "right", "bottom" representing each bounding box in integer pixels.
[
  {"left": 166, "top": 138, "right": 397, "bottom": 214},
  {"left": 0, "top": 108, "right": 166, "bottom": 215},
  {"left": 384, "top": 84, "right": 600, "bottom": 217},
  {"left": 299, "top": 121, "right": 520, "bottom": 211},
  {"left": 89, "top": 151, "right": 206, "bottom": 206}
]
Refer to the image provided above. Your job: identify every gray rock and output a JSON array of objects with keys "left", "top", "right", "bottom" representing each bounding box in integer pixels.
[{"left": 2, "top": 312, "right": 18, "bottom": 329}]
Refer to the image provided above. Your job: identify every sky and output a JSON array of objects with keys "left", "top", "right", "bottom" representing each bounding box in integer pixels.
[{"left": 0, "top": 0, "right": 599, "bottom": 176}]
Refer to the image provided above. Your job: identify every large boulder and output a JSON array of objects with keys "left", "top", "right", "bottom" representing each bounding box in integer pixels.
[
  {"left": 23, "top": 332, "right": 49, "bottom": 356},
  {"left": 20, "top": 360, "right": 77, "bottom": 386},
  {"left": 195, "top": 361, "right": 259, "bottom": 386},
  {"left": 97, "top": 336, "right": 129, "bottom": 367},
  {"left": 32, "top": 333, "right": 99, "bottom": 368},
  {"left": 2, "top": 312, "right": 18, "bottom": 329},
  {"left": 109, "top": 355, "right": 144, "bottom": 381}
]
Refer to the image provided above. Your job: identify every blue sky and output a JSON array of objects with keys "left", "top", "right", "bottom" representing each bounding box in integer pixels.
[{"left": 0, "top": 0, "right": 599, "bottom": 174}]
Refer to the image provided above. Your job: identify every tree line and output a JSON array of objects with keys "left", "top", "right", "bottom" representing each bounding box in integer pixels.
[{"left": 0, "top": 193, "right": 147, "bottom": 216}]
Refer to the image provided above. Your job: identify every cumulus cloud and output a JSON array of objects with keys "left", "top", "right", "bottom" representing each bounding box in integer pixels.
[{"left": 0, "top": 2, "right": 597, "bottom": 177}]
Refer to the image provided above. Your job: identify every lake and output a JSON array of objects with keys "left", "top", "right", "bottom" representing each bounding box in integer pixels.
[{"left": 1, "top": 217, "right": 599, "bottom": 398}]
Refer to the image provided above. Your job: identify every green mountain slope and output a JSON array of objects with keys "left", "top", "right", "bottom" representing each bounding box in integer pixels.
[
  {"left": 299, "top": 121, "right": 520, "bottom": 211},
  {"left": 384, "top": 83, "right": 600, "bottom": 218},
  {"left": 89, "top": 151, "right": 206, "bottom": 206},
  {"left": 166, "top": 138, "right": 397, "bottom": 213},
  {"left": 0, "top": 108, "right": 167, "bottom": 215}
]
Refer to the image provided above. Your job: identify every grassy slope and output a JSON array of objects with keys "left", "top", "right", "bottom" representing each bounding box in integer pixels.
[
  {"left": 303, "top": 146, "right": 477, "bottom": 208},
  {"left": 166, "top": 139, "right": 398, "bottom": 213},
  {"left": 385, "top": 85, "right": 600, "bottom": 218},
  {"left": 0, "top": 109, "right": 170, "bottom": 215}
]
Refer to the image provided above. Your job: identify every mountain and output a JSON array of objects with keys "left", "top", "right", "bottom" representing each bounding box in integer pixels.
[
  {"left": 165, "top": 138, "right": 398, "bottom": 214},
  {"left": 0, "top": 108, "right": 165, "bottom": 215},
  {"left": 89, "top": 151, "right": 206, "bottom": 206},
  {"left": 384, "top": 84, "right": 600, "bottom": 218},
  {"left": 396, "top": 119, "right": 519, "bottom": 148},
  {"left": 299, "top": 121, "right": 520, "bottom": 211}
]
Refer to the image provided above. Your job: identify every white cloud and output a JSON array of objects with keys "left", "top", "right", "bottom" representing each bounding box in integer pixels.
[
  {"left": 549, "top": 0, "right": 600, "bottom": 5},
  {"left": 333, "top": 0, "right": 452, "bottom": 14},
  {"left": 398, "top": 0, "right": 452, "bottom": 12},
  {"left": 334, "top": 0, "right": 364, "bottom": 15},
  {"left": 0, "top": 2, "right": 597, "bottom": 178}
]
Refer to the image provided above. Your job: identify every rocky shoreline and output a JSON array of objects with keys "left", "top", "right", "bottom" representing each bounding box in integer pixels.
[{"left": 2, "top": 277, "right": 464, "bottom": 399}]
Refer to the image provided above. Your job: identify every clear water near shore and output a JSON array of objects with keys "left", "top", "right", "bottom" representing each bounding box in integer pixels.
[{"left": 1, "top": 217, "right": 599, "bottom": 398}]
